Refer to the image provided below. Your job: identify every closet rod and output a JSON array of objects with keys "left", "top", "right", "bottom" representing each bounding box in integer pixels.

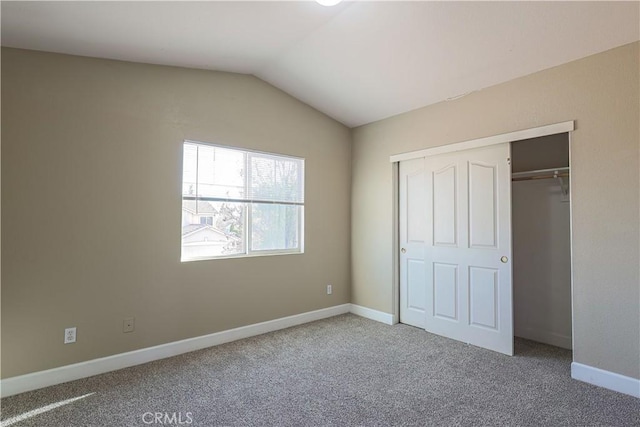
[
  {"left": 511, "top": 166, "right": 569, "bottom": 181},
  {"left": 512, "top": 173, "right": 569, "bottom": 182}
]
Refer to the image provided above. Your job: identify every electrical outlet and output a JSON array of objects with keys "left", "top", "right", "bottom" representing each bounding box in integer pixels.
[
  {"left": 123, "top": 317, "right": 135, "bottom": 333},
  {"left": 64, "top": 327, "right": 76, "bottom": 344},
  {"left": 327, "top": 284, "right": 332, "bottom": 295}
]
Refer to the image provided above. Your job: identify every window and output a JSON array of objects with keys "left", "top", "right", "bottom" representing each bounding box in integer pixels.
[
  {"left": 181, "top": 141, "right": 304, "bottom": 261},
  {"left": 199, "top": 217, "right": 213, "bottom": 226}
]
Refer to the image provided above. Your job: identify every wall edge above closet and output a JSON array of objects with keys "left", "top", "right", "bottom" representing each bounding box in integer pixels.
[{"left": 389, "top": 120, "right": 575, "bottom": 163}]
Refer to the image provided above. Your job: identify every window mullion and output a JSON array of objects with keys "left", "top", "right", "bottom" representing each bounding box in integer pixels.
[
  {"left": 194, "top": 145, "right": 199, "bottom": 215},
  {"left": 245, "top": 152, "right": 251, "bottom": 255}
]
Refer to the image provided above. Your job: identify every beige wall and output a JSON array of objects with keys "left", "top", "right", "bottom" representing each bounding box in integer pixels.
[
  {"left": 1, "top": 48, "right": 351, "bottom": 378},
  {"left": 352, "top": 42, "right": 640, "bottom": 379},
  {"left": 2, "top": 42, "right": 639, "bottom": 382}
]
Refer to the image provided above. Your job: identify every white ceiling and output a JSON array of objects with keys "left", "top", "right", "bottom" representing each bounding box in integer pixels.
[{"left": 2, "top": 1, "right": 639, "bottom": 128}]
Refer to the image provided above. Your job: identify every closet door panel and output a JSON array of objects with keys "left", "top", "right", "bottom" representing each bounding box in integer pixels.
[
  {"left": 425, "top": 143, "right": 513, "bottom": 356},
  {"left": 399, "top": 158, "right": 427, "bottom": 328},
  {"left": 433, "top": 165, "right": 457, "bottom": 247},
  {"left": 407, "top": 170, "right": 427, "bottom": 243},
  {"left": 407, "top": 259, "right": 426, "bottom": 312},
  {"left": 468, "top": 162, "right": 498, "bottom": 249},
  {"left": 433, "top": 262, "right": 458, "bottom": 321},
  {"left": 469, "top": 266, "right": 499, "bottom": 330}
]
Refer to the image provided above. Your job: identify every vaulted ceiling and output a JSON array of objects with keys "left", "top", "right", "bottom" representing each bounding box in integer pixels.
[{"left": 2, "top": 1, "right": 639, "bottom": 127}]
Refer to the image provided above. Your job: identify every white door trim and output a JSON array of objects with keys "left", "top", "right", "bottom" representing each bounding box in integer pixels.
[{"left": 389, "top": 121, "right": 574, "bottom": 163}]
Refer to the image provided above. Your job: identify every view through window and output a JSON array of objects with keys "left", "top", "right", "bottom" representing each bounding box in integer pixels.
[{"left": 181, "top": 142, "right": 304, "bottom": 261}]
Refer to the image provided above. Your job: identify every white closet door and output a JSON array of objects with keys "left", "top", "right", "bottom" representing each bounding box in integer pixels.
[
  {"left": 425, "top": 143, "right": 513, "bottom": 355},
  {"left": 399, "top": 158, "right": 427, "bottom": 328}
]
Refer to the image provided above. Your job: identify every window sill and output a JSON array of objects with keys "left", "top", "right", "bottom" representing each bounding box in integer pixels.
[{"left": 181, "top": 250, "right": 304, "bottom": 263}]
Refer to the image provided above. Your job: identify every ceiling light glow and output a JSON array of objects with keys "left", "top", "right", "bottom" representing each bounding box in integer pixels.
[{"left": 315, "top": 0, "right": 342, "bottom": 6}]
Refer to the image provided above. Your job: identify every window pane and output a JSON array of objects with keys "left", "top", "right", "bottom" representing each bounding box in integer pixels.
[
  {"left": 251, "top": 203, "right": 300, "bottom": 251},
  {"left": 182, "top": 144, "right": 198, "bottom": 196},
  {"left": 182, "top": 200, "right": 245, "bottom": 259},
  {"left": 249, "top": 154, "right": 304, "bottom": 203},
  {"left": 196, "top": 145, "right": 246, "bottom": 199}
]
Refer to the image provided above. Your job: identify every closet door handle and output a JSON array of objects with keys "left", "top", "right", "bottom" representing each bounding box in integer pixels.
[
  {"left": 500, "top": 256, "right": 508, "bottom": 263},
  {"left": 401, "top": 248, "right": 407, "bottom": 254}
]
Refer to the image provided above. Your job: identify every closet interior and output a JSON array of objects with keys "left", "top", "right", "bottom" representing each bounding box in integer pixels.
[{"left": 511, "top": 133, "right": 572, "bottom": 349}]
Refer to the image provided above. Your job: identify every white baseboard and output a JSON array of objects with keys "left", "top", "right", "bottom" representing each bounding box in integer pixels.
[
  {"left": 8, "top": 307, "right": 635, "bottom": 400},
  {"left": 515, "top": 327, "right": 572, "bottom": 350},
  {"left": 571, "top": 362, "right": 640, "bottom": 398},
  {"left": 349, "top": 304, "right": 395, "bottom": 325},
  {"left": 0, "top": 304, "right": 351, "bottom": 398}
]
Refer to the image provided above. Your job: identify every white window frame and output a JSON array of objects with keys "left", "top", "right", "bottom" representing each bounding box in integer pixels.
[{"left": 181, "top": 140, "right": 305, "bottom": 262}]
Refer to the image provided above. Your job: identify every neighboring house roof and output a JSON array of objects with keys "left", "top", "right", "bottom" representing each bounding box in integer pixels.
[
  {"left": 182, "top": 223, "right": 209, "bottom": 237},
  {"left": 182, "top": 200, "right": 217, "bottom": 215},
  {"left": 182, "top": 224, "right": 239, "bottom": 242}
]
